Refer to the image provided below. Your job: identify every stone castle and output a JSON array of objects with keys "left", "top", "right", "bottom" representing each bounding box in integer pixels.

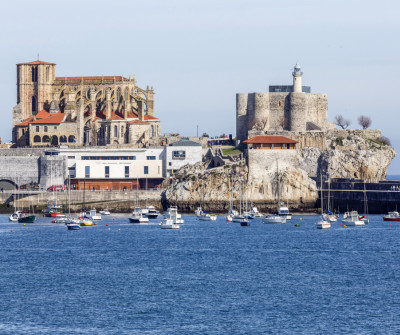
[
  {"left": 13, "top": 60, "right": 161, "bottom": 147},
  {"left": 236, "top": 63, "right": 335, "bottom": 143}
]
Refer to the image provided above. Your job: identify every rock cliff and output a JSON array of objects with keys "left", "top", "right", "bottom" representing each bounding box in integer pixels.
[{"left": 163, "top": 130, "right": 395, "bottom": 213}]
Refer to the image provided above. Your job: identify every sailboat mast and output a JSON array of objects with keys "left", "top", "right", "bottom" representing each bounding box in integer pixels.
[{"left": 320, "top": 173, "right": 323, "bottom": 215}]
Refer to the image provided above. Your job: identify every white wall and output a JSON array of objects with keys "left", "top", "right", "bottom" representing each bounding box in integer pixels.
[{"left": 165, "top": 145, "right": 202, "bottom": 176}]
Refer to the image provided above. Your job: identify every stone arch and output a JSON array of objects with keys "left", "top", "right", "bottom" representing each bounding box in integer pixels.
[
  {"left": 116, "top": 87, "right": 121, "bottom": 101},
  {"left": 51, "top": 136, "right": 58, "bottom": 146},
  {"left": 60, "top": 135, "right": 67, "bottom": 143},
  {"left": 34, "top": 135, "right": 41, "bottom": 143},
  {"left": 0, "top": 179, "right": 18, "bottom": 190},
  {"left": 42, "top": 135, "right": 50, "bottom": 143},
  {"left": 68, "top": 135, "right": 76, "bottom": 143},
  {"left": 113, "top": 140, "right": 119, "bottom": 144}
]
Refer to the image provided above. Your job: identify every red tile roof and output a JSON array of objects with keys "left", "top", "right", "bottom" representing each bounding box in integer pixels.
[
  {"left": 128, "top": 120, "right": 150, "bottom": 125},
  {"left": 106, "top": 112, "right": 125, "bottom": 121},
  {"left": 243, "top": 136, "right": 298, "bottom": 144},
  {"left": 144, "top": 115, "right": 158, "bottom": 120},
  {"left": 30, "top": 111, "right": 65, "bottom": 124},
  {"left": 55, "top": 76, "right": 128, "bottom": 81},
  {"left": 17, "top": 60, "right": 56, "bottom": 65},
  {"left": 35, "top": 109, "right": 50, "bottom": 119},
  {"left": 15, "top": 117, "right": 34, "bottom": 127}
]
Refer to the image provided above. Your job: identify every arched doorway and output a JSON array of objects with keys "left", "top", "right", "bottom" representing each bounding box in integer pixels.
[
  {"left": 68, "top": 135, "right": 76, "bottom": 143},
  {"left": 34, "top": 135, "right": 41, "bottom": 143},
  {"left": 60, "top": 135, "right": 67, "bottom": 143},
  {"left": 0, "top": 179, "right": 17, "bottom": 190},
  {"left": 42, "top": 135, "right": 50, "bottom": 143},
  {"left": 51, "top": 136, "right": 58, "bottom": 146}
]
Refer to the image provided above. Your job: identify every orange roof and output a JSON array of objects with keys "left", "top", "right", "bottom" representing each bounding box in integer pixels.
[
  {"left": 106, "top": 112, "right": 124, "bottom": 121},
  {"left": 243, "top": 136, "right": 298, "bottom": 144},
  {"left": 15, "top": 117, "right": 34, "bottom": 127},
  {"left": 17, "top": 60, "right": 56, "bottom": 65},
  {"left": 35, "top": 109, "right": 50, "bottom": 119},
  {"left": 144, "top": 115, "right": 158, "bottom": 120},
  {"left": 30, "top": 111, "right": 65, "bottom": 124},
  {"left": 127, "top": 111, "right": 138, "bottom": 118},
  {"left": 128, "top": 120, "right": 150, "bottom": 125},
  {"left": 55, "top": 76, "right": 128, "bottom": 81}
]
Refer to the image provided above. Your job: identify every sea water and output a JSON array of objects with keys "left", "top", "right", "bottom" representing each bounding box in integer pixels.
[{"left": 0, "top": 214, "right": 399, "bottom": 334}]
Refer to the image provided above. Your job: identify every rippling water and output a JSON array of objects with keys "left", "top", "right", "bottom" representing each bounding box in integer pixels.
[{"left": 0, "top": 214, "right": 399, "bottom": 334}]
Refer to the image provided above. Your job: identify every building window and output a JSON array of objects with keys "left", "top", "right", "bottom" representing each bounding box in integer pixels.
[
  {"left": 44, "top": 126, "right": 48, "bottom": 132},
  {"left": 105, "top": 166, "right": 110, "bottom": 178},
  {"left": 114, "top": 125, "right": 118, "bottom": 137},
  {"left": 172, "top": 151, "right": 186, "bottom": 159},
  {"left": 22, "top": 129, "right": 25, "bottom": 135},
  {"left": 32, "top": 96, "right": 37, "bottom": 113},
  {"left": 36, "top": 126, "right": 39, "bottom": 132},
  {"left": 68, "top": 167, "right": 75, "bottom": 171},
  {"left": 67, "top": 156, "right": 75, "bottom": 159},
  {"left": 144, "top": 166, "right": 149, "bottom": 175},
  {"left": 121, "top": 126, "right": 124, "bottom": 137},
  {"left": 54, "top": 126, "right": 57, "bottom": 130},
  {"left": 146, "top": 156, "right": 156, "bottom": 160},
  {"left": 125, "top": 166, "right": 129, "bottom": 178},
  {"left": 85, "top": 166, "right": 90, "bottom": 178},
  {"left": 169, "top": 162, "right": 172, "bottom": 166}
]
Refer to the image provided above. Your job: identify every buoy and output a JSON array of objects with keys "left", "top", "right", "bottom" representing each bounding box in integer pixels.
[
  {"left": 343, "top": 225, "right": 347, "bottom": 228},
  {"left": 294, "top": 224, "right": 300, "bottom": 227},
  {"left": 340, "top": 223, "right": 342, "bottom": 226},
  {"left": 10, "top": 230, "right": 13, "bottom": 232},
  {"left": 390, "top": 224, "right": 392, "bottom": 227},
  {"left": 118, "top": 229, "right": 120, "bottom": 231},
  {"left": 106, "top": 224, "right": 108, "bottom": 226},
  {"left": 94, "top": 222, "right": 97, "bottom": 225},
  {"left": 23, "top": 224, "right": 26, "bottom": 226},
  {"left": 300, "top": 218, "right": 302, "bottom": 220}
]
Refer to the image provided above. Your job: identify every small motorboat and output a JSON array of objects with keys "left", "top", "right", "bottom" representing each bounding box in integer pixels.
[
  {"left": 278, "top": 204, "right": 292, "bottom": 220},
  {"left": 383, "top": 211, "right": 400, "bottom": 222},
  {"left": 99, "top": 209, "right": 111, "bottom": 215},
  {"left": 9, "top": 211, "right": 22, "bottom": 222},
  {"left": 160, "top": 218, "right": 180, "bottom": 229},
  {"left": 198, "top": 212, "right": 217, "bottom": 221},
  {"left": 65, "top": 218, "right": 81, "bottom": 230},
  {"left": 262, "top": 214, "right": 286, "bottom": 224},
  {"left": 316, "top": 217, "right": 331, "bottom": 229},
  {"left": 79, "top": 218, "right": 93, "bottom": 226},
  {"left": 249, "top": 206, "right": 262, "bottom": 218}
]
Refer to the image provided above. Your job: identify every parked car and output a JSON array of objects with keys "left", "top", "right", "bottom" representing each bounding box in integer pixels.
[{"left": 47, "top": 185, "right": 65, "bottom": 192}]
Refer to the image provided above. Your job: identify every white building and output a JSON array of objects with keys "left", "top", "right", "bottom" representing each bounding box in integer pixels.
[{"left": 43, "top": 141, "right": 202, "bottom": 190}]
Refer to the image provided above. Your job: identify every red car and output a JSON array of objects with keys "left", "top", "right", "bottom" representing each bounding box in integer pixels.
[{"left": 47, "top": 185, "right": 65, "bottom": 192}]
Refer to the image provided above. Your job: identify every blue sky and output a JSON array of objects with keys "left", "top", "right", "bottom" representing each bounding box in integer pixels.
[{"left": 0, "top": 0, "right": 399, "bottom": 173}]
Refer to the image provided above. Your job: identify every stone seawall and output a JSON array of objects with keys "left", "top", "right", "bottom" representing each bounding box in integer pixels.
[{"left": 1, "top": 189, "right": 163, "bottom": 213}]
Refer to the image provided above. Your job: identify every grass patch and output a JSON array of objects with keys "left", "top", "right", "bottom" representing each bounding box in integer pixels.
[{"left": 222, "top": 147, "right": 243, "bottom": 156}]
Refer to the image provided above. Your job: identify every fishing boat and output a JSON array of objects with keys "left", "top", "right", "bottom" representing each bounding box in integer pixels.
[
  {"left": 383, "top": 211, "right": 400, "bottom": 221},
  {"left": 79, "top": 218, "right": 94, "bottom": 226},
  {"left": 160, "top": 206, "right": 181, "bottom": 229},
  {"left": 84, "top": 209, "right": 102, "bottom": 221},
  {"left": 140, "top": 205, "right": 159, "bottom": 219},
  {"left": 342, "top": 211, "right": 364, "bottom": 226},
  {"left": 129, "top": 207, "right": 149, "bottom": 224},
  {"left": 18, "top": 214, "right": 36, "bottom": 223},
  {"left": 195, "top": 206, "right": 203, "bottom": 217},
  {"left": 43, "top": 202, "right": 63, "bottom": 217},
  {"left": 163, "top": 207, "right": 184, "bottom": 224}
]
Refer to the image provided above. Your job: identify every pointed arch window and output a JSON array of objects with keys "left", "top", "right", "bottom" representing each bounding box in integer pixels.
[
  {"left": 114, "top": 125, "right": 118, "bottom": 137},
  {"left": 32, "top": 96, "right": 37, "bottom": 113},
  {"left": 117, "top": 88, "right": 121, "bottom": 101}
]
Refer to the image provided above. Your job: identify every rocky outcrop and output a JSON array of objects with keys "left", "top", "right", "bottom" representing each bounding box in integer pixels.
[{"left": 163, "top": 130, "right": 396, "bottom": 213}]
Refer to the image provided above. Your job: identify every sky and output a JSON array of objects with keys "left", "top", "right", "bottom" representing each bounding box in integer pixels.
[{"left": 0, "top": 0, "right": 399, "bottom": 173}]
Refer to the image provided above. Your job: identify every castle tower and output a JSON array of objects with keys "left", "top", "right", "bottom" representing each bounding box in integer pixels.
[
  {"left": 15, "top": 60, "right": 56, "bottom": 120},
  {"left": 292, "top": 62, "right": 303, "bottom": 93}
]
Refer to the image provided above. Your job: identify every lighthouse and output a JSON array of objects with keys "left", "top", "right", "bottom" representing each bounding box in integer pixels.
[{"left": 292, "top": 62, "right": 303, "bottom": 93}]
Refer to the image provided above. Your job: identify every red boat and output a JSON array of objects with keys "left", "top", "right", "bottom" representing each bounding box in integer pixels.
[
  {"left": 42, "top": 202, "right": 63, "bottom": 217},
  {"left": 383, "top": 211, "right": 400, "bottom": 221}
]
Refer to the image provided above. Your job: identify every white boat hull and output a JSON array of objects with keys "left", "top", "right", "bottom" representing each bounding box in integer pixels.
[
  {"left": 317, "top": 221, "right": 331, "bottom": 229},
  {"left": 263, "top": 215, "right": 286, "bottom": 224}
]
